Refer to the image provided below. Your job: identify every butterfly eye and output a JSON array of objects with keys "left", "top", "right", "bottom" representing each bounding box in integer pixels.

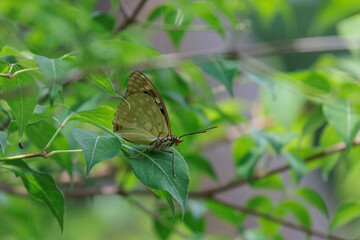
[{"left": 174, "top": 137, "right": 183, "bottom": 146}]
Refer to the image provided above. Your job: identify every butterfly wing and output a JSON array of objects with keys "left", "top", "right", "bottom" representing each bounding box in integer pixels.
[
  {"left": 112, "top": 72, "right": 170, "bottom": 144},
  {"left": 124, "top": 71, "right": 171, "bottom": 138}
]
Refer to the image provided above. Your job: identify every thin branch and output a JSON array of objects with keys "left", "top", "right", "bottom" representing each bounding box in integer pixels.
[
  {"left": 213, "top": 198, "right": 348, "bottom": 240},
  {"left": 114, "top": 0, "right": 147, "bottom": 32},
  {"left": 194, "top": 137, "right": 360, "bottom": 198},
  {"left": 0, "top": 113, "right": 79, "bottom": 161}
]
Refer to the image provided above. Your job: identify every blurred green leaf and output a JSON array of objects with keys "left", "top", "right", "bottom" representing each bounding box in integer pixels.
[
  {"left": 190, "top": 2, "right": 224, "bottom": 37},
  {"left": 301, "top": 106, "right": 325, "bottom": 137},
  {"left": 0, "top": 159, "right": 64, "bottom": 231},
  {"left": 0, "top": 66, "right": 38, "bottom": 143},
  {"left": 233, "top": 135, "right": 266, "bottom": 180},
  {"left": 35, "top": 55, "right": 71, "bottom": 105},
  {"left": 0, "top": 131, "right": 5, "bottom": 154},
  {"left": 282, "top": 152, "right": 306, "bottom": 180},
  {"left": 147, "top": 3, "right": 175, "bottom": 21},
  {"left": 296, "top": 187, "right": 328, "bottom": 218},
  {"left": 251, "top": 175, "right": 284, "bottom": 190},
  {"left": 254, "top": 131, "right": 297, "bottom": 155},
  {"left": 88, "top": 74, "right": 117, "bottom": 97},
  {"left": 152, "top": 189, "right": 175, "bottom": 217},
  {"left": 70, "top": 106, "right": 115, "bottom": 134},
  {"left": 206, "top": 200, "right": 245, "bottom": 225},
  {"left": 245, "top": 72, "right": 275, "bottom": 99},
  {"left": 184, "top": 154, "right": 216, "bottom": 180},
  {"left": 329, "top": 200, "right": 360, "bottom": 231},
  {"left": 279, "top": 200, "right": 311, "bottom": 229},
  {"left": 164, "top": 7, "right": 194, "bottom": 48},
  {"left": 323, "top": 100, "right": 360, "bottom": 149},
  {"left": 26, "top": 121, "right": 72, "bottom": 172},
  {"left": 194, "top": 54, "right": 240, "bottom": 96},
  {"left": 72, "top": 128, "right": 122, "bottom": 175},
  {"left": 184, "top": 200, "right": 206, "bottom": 233},
  {"left": 128, "top": 146, "right": 189, "bottom": 217}
]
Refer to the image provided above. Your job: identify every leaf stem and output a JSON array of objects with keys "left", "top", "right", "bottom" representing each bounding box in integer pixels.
[{"left": 0, "top": 66, "right": 39, "bottom": 79}]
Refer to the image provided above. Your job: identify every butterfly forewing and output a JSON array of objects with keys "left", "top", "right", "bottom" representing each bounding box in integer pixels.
[
  {"left": 113, "top": 72, "right": 171, "bottom": 144},
  {"left": 124, "top": 71, "right": 171, "bottom": 137}
]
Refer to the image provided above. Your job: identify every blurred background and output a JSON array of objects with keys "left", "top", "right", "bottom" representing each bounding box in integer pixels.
[{"left": 1, "top": 0, "right": 360, "bottom": 239}]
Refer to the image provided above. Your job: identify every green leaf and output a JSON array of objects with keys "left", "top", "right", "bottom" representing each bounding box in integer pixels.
[
  {"left": 233, "top": 135, "right": 266, "bottom": 180},
  {"left": 254, "top": 131, "right": 297, "bottom": 155},
  {"left": 127, "top": 146, "right": 189, "bottom": 217},
  {"left": 246, "top": 195, "right": 272, "bottom": 211},
  {"left": 184, "top": 200, "right": 206, "bottom": 233},
  {"left": 296, "top": 187, "right": 328, "bottom": 218},
  {"left": 88, "top": 40, "right": 162, "bottom": 66},
  {"left": 184, "top": 154, "right": 216, "bottom": 180},
  {"left": 147, "top": 4, "right": 176, "bottom": 21},
  {"left": 245, "top": 72, "right": 275, "bottom": 99},
  {"left": 251, "top": 175, "right": 284, "bottom": 190},
  {"left": 152, "top": 189, "right": 175, "bottom": 216},
  {"left": 194, "top": 54, "right": 240, "bottom": 96},
  {"left": 163, "top": 7, "right": 194, "bottom": 48},
  {"left": 206, "top": 200, "right": 245, "bottom": 225},
  {"left": 301, "top": 106, "right": 325, "bottom": 137},
  {"left": 329, "top": 200, "right": 360, "bottom": 231},
  {"left": 88, "top": 74, "right": 118, "bottom": 97},
  {"left": 279, "top": 200, "right": 311, "bottom": 229},
  {"left": 0, "top": 66, "right": 38, "bottom": 143},
  {"left": 34, "top": 55, "right": 71, "bottom": 105},
  {"left": 337, "top": 14, "right": 360, "bottom": 58},
  {"left": 282, "top": 152, "right": 306, "bottom": 180},
  {"left": 190, "top": 2, "right": 224, "bottom": 37},
  {"left": 0, "top": 131, "right": 5, "bottom": 154},
  {"left": 0, "top": 159, "right": 65, "bottom": 231},
  {"left": 25, "top": 121, "right": 72, "bottom": 172},
  {"left": 323, "top": 100, "right": 360, "bottom": 150},
  {"left": 70, "top": 106, "right": 115, "bottom": 134},
  {"left": 72, "top": 128, "right": 122, "bottom": 175}
]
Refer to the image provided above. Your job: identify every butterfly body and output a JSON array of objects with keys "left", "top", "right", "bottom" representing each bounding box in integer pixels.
[{"left": 149, "top": 135, "right": 183, "bottom": 151}]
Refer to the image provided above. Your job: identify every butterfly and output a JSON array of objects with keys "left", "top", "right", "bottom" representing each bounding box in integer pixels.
[{"left": 112, "top": 71, "right": 217, "bottom": 177}]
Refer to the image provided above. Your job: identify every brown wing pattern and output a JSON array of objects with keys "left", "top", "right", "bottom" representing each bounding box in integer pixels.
[{"left": 124, "top": 71, "right": 171, "bottom": 137}]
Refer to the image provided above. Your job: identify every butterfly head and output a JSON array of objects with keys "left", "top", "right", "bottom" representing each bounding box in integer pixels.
[{"left": 171, "top": 135, "right": 183, "bottom": 146}]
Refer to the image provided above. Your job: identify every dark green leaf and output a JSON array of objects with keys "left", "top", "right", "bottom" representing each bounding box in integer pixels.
[
  {"left": 128, "top": 146, "right": 189, "bottom": 217},
  {"left": 26, "top": 121, "right": 72, "bottom": 172},
  {"left": 0, "top": 131, "right": 5, "bottom": 154},
  {"left": 0, "top": 160, "right": 64, "bottom": 231},
  {"left": 296, "top": 187, "right": 328, "bottom": 218},
  {"left": 72, "top": 128, "right": 122, "bottom": 175},
  {"left": 255, "top": 131, "right": 297, "bottom": 155},
  {"left": 35, "top": 55, "right": 71, "bottom": 105},
  {"left": 323, "top": 100, "right": 360, "bottom": 149},
  {"left": 282, "top": 152, "right": 307, "bottom": 180},
  {"left": 70, "top": 106, "right": 115, "bottom": 134},
  {"left": 194, "top": 54, "right": 240, "bottom": 96},
  {"left": 329, "top": 200, "right": 360, "bottom": 231},
  {"left": 0, "top": 66, "right": 38, "bottom": 142}
]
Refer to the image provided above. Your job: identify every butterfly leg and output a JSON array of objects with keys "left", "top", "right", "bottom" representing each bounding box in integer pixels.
[
  {"left": 130, "top": 145, "right": 151, "bottom": 159},
  {"left": 162, "top": 150, "right": 176, "bottom": 178}
]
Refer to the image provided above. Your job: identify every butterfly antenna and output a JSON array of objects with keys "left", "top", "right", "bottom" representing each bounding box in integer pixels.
[{"left": 179, "top": 126, "right": 218, "bottom": 138}]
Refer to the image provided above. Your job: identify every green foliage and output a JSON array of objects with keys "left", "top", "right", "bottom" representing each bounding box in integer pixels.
[{"left": 1, "top": 0, "right": 360, "bottom": 239}]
